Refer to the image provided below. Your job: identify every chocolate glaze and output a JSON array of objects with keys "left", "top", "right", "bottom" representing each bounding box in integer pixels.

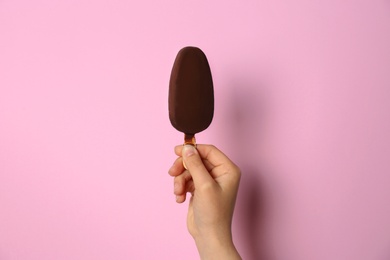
[{"left": 169, "top": 46, "right": 214, "bottom": 135}]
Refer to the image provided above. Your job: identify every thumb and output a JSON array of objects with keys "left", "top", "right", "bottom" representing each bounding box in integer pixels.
[{"left": 182, "top": 145, "right": 213, "bottom": 187}]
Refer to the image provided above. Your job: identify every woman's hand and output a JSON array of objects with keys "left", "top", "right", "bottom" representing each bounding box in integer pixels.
[{"left": 168, "top": 144, "right": 241, "bottom": 260}]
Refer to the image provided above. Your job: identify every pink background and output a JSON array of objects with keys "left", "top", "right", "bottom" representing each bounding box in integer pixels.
[{"left": 1, "top": 1, "right": 390, "bottom": 259}]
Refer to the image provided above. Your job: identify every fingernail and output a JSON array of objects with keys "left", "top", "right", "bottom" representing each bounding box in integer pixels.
[{"left": 182, "top": 145, "right": 196, "bottom": 158}]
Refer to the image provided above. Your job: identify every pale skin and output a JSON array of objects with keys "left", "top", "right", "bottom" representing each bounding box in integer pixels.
[{"left": 168, "top": 144, "right": 242, "bottom": 260}]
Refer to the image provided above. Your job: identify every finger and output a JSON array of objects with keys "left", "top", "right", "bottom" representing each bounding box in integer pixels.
[
  {"left": 176, "top": 144, "right": 236, "bottom": 169},
  {"left": 185, "top": 179, "right": 195, "bottom": 195},
  {"left": 182, "top": 145, "right": 214, "bottom": 187},
  {"left": 196, "top": 145, "right": 236, "bottom": 169},
  {"left": 173, "top": 170, "right": 192, "bottom": 195},
  {"left": 174, "top": 145, "right": 183, "bottom": 156},
  {"left": 175, "top": 177, "right": 194, "bottom": 203},
  {"left": 202, "top": 158, "right": 215, "bottom": 173},
  {"left": 176, "top": 193, "right": 186, "bottom": 203},
  {"left": 168, "top": 157, "right": 185, "bottom": 176},
  {"left": 174, "top": 145, "right": 219, "bottom": 172},
  {"left": 196, "top": 145, "right": 240, "bottom": 181},
  {"left": 175, "top": 178, "right": 194, "bottom": 203}
]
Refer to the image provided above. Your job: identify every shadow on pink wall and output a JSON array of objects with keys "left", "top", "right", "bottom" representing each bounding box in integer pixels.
[{"left": 221, "top": 78, "right": 274, "bottom": 260}]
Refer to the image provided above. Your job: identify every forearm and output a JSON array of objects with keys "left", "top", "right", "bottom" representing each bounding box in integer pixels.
[{"left": 194, "top": 231, "right": 241, "bottom": 260}]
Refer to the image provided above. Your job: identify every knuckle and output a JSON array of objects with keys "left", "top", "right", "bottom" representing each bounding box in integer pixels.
[
  {"left": 208, "top": 144, "right": 216, "bottom": 150},
  {"left": 230, "top": 164, "right": 241, "bottom": 180},
  {"left": 199, "top": 182, "right": 216, "bottom": 194},
  {"left": 174, "top": 174, "right": 184, "bottom": 184}
]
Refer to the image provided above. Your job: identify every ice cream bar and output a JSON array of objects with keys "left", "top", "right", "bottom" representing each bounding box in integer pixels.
[{"left": 169, "top": 46, "right": 214, "bottom": 145}]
